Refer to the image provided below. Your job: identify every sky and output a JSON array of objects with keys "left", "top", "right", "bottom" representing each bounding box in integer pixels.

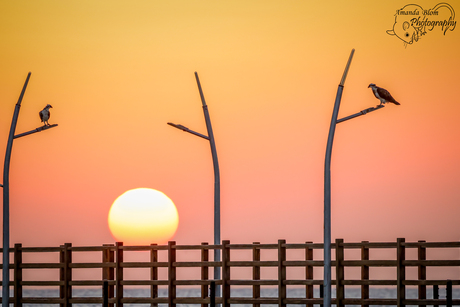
[{"left": 1, "top": 0, "right": 459, "bottom": 250}]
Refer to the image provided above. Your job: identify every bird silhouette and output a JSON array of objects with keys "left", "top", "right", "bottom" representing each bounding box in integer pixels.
[
  {"left": 39, "top": 104, "right": 53, "bottom": 126},
  {"left": 368, "top": 84, "right": 400, "bottom": 105}
]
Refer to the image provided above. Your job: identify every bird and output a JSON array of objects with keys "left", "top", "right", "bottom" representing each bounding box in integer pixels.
[
  {"left": 368, "top": 84, "right": 400, "bottom": 105},
  {"left": 39, "top": 104, "right": 53, "bottom": 126}
]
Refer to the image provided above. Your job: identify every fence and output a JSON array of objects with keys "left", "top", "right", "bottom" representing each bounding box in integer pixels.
[{"left": 0, "top": 238, "right": 459, "bottom": 306}]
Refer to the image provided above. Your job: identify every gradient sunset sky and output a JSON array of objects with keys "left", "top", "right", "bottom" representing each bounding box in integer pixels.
[{"left": 1, "top": 1, "right": 459, "bottom": 248}]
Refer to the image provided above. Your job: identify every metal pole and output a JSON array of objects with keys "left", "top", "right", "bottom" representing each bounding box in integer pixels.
[
  {"left": 324, "top": 49, "right": 354, "bottom": 307},
  {"left": 3, "top": 72, "right": 31, "bottom": 307},
  {"left": 324, "top": 84, "right": 343, "bottom": 307},
  {"left": 336, "top": 105, "right": 384, "bottom": 124},
  {"left": 194, "top": 72, "right": 221, "bottom": 299},
  {"left": 167, "top": 123, "right": 209, "bottom": 140},
  {"left": 13, "top": 124, "right": 58, "bottom": 139}
]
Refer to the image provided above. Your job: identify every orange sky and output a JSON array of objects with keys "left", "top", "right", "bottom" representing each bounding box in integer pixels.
[{"left": 1, "top": 1, "right": 459, "bottom": 248}]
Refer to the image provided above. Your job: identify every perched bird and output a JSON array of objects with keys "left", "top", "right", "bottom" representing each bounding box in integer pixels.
[
  {"left": 368, "top": 84, "right": 400, "bottom": 105},
  {"left": 39, "top": 104, "right": 53, "bottom": 126}
]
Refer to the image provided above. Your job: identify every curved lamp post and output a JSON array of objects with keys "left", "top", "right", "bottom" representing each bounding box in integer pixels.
[
  {"left": 167, "top": 72, "right": 221, "bottom": 297},
  {"left": 324, "top": 49, "right": 391, "bottom": 307},
  {"left": 2, "top": 72, "right": 58, "bottom": 307}
]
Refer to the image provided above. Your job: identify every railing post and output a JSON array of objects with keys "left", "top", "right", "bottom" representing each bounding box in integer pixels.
[
  {"left": 115, "top": 242, "right": 123, "bottom": 307},
  {"left": 103, "top": 244, "right": 115, "bottom": 307},
  {"left": 361, "top": 241, "right": 369, "bottom": 307},
  {"left": 278, "top": 239, "right": 286, "bottom": 307},
  {"left": 150, "top": 244, "right": 158, "bottom": 307},
  {"left": 201, "top": 242, "right": 209, "bottom": 307},
  {"left": 103, "top": 280, "right": 109, "bottom": 307},
  {"left": 168, "top": 241, "right": 176, "bottom": 307},
  {"left": 221, "top": 240, "right": 230, "bottom": 307},
  {"left": 210, "top": 281, "right": 216, "bottom": 307},
  {"left": 13, "top": 243, "right": 22, "bottom": 307},
  {"left": 60, "top": 243, "right": 72, "bottom": 307},
  {"left": 397, "top": 238, "right": 405, "bottom": 307},
  {"left": 319, "top": 284, "right": 324, "bottom": 307},
  {"left": 253, "top": 242, "right": 261, "bottom": 307},
  {"left": 305, "top": 241, "right": 313, "bottom": 307},
  {"left": 335, "top": 239, "right": 344, "bottom": 307},
  {"left": 433, "top": 285, "right": 439, "bottom": 299},
  {"left": 418, "top": 240, "right": 426, "bottom": 301},
  {"left": 447, "top": 280, "right": 452, "bottom": 307}
]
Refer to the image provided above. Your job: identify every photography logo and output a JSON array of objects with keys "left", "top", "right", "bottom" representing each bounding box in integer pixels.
[{"left": 387, "top": 3, "right": 456, "bottom": 47}]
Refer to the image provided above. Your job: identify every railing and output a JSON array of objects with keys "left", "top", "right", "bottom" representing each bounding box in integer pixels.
[{"left": 0, "top": 238, "right": 459, "bottom": 306}]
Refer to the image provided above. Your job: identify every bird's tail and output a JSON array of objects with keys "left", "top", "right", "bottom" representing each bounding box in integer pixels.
[{"left": 393, "top": 101, "right": 401, "bottom": 105}]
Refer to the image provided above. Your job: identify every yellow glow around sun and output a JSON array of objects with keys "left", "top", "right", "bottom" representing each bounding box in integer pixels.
[{"left": 108, "top": 188, "right": 179, "bottom": 245}]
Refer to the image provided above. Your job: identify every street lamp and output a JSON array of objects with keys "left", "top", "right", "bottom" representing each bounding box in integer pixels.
[
  {"left": 323, "top": 49, "right": 392, "bottom": 307},
  {"left": 2, "top": 72, "right": 58, "bottom": 307},
  {"left": 167, "top": 71, "right": 221, "bottom": 297}
]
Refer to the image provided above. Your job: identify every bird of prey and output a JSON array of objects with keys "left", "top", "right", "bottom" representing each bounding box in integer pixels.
[
  {"left": 368, "top": 84, "right": 400, "bottom": 105},
  {"left": 39, "top": 104, "right": 53, "bottom": 126}
]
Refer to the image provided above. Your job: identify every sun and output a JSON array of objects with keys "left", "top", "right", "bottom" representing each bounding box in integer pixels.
[{"left": 108, "top": 188, "right": 179, "bottom": 245}]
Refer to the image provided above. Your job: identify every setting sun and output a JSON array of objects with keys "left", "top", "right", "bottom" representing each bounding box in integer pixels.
[{"left": 108, "top": 188, "right": 179, "bottom": 245}]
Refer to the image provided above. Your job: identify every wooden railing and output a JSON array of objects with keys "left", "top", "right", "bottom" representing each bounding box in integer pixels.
[{"left": 0, "top": 238, "right": 459, "bottom": 306}]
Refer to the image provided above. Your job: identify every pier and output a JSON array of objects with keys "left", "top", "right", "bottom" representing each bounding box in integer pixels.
[{"left": 0, "top": 238, "right": 459, "bottom": 306}]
